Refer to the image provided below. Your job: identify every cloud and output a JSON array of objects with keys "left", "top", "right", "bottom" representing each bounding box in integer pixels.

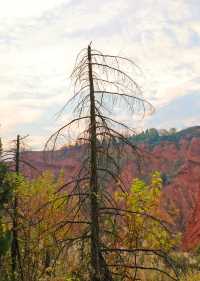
[
  {"left": 0, "top": 0, "right": 200, "bottom": 148},
  {"left": 0, "top": 100, "right": 43, "bottom": 134},
  {"left": 145, "top": 91, "right": 200, "bottom": 129},
  {"left": 0, "top": 0, "right": 68, "bottom": 18}
]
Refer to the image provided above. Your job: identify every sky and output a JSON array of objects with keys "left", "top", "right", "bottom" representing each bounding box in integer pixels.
[{"left": 0, "top": 0, "right": 200, "bottom": 149}]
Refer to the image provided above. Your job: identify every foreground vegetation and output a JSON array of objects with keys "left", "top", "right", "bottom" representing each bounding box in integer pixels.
[{"left": 0, "top": 163, "right": 200, "bottom": 280}]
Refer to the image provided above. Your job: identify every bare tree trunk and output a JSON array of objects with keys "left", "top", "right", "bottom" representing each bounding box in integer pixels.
[
  {"left": 11, "top": 135, "right": 23, "bottom": 281},
  {"left": 88, "top": 45, "right": 101, "bottom": 281},
  {"left": 46, "top": 44, "right": 178, "bottom": 281}
]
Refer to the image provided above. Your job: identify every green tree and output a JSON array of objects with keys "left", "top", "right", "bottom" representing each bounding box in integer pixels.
[
  {"left": 112, "top": 172, "right": 181, "bottom": 280},
  {"left": 159, "top": 129, "right": 169, "bottom": 136},
  {"left": 169, "top": 128, "right": 177, "bottom": 135},
  {"left": 0, "top": 170, "right": 71, "bottom": 281},
  {"left": 0, "top": 163, "right": 13, "bottom": 278},
  {"left": 13, "top": 171, "right": 68, "bottom": 281}
]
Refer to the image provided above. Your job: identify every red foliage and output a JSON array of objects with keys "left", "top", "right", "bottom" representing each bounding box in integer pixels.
[{"left": 21, "top": 128, "right": 200, "bottom": 251}]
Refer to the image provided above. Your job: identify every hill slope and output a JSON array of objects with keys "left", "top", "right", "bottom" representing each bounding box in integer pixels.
[{"left": 21, "top": 126, "right": 200, "bottom": 251}]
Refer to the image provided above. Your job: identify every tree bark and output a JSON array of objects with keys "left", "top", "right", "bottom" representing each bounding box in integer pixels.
[
  {"left": 11, "top": 135, "right": 23, "bottom": 281},
  {"left": 88, "top": 45, "right": 101, "bottom": 281}
]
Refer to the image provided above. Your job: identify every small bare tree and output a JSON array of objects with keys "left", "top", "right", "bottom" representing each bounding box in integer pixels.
[
  {"left": 0, "top": 135, "right": 24, "bottom": 280},
  {"left": 46, "top": 44, "right": 179, "bottom": 281},
  {"left": 0, "top": 135, "right": 39, "bottom": 281}
]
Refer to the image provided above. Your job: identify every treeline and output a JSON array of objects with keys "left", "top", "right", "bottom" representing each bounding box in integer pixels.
[{"left": 129, "top": 128, "right": 179, "bottom": 145}]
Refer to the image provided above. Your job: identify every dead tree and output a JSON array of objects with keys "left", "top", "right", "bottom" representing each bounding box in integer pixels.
[
  {"left": 46, "top": 44, "right": 179, "bottom": 281},
  {"left": 1, "top": 135, "right": 38, "bottom": 281},
  {"left": 11, "top": 135, "right": 21, "bottom": 280}
]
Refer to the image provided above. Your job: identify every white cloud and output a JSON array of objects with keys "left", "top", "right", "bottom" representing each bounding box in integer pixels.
[
  {"left": 25, "top": 135, "right": 48, "bottom": 150},
  {"left": 184, "top": 116, "right": 200, "bottom": 128},
  {"left": 0, "top": 0, "right": 200, "bottom": 148},
  {"left": 0, "top": 0, "right": 67, "bottom": 18},
  {"left": 0, "top": 100, "right": 43, "bottom": 135}
]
